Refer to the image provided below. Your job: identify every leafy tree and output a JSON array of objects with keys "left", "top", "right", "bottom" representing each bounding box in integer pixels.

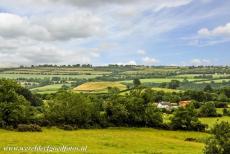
[
  {"left": 218, "top": 93, "right": 228, "bottom": 102},
  {"left": 168, "top": 80, "right": 180, "bottom": 89},
  {"left": 204, "top": 122, "right": 230, "bottom": 154},
  {"left": 0, "top": 79, "right": 38, "bottom": 128},
  {"left": 171, "top": 104, "right": 206, "bottom": 131},
  {"left": 144, "top": 105, "right": 163, "bottom": 127},
  {"left": 133, "top": 78, "right": 141, "bottom": 87},
  {"left": 204, "top": 84, "right": 213, "bottom": 92},
  {"left": 46, "top": 92, "right": 93, "bottom": 127},
  {"left": 199, "top": 102, "right": 218, "bottom": 117},
  {"left": 103, "top": 97, "right": 128, "bottom": 126},
  {"left": 16, "top": 87, "right": 42, "bottom": 106},
  {"left": 108, "top": 87, "right": 120, "bottom": 94}
]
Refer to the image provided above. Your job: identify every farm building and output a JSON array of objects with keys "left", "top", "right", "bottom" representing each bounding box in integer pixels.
[{"left": 179, "top": 101, "right": 191, "bottom": 108}]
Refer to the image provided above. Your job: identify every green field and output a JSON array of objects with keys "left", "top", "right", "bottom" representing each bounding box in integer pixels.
[
  {"left": 121, "top": 78, "right": 202, "bottom": 84},
  {"left": 176, "top": 74, "right": 229, "bottom": 79},
  {"left": 196, "top": 79, "right": 230, "bottom": 84},
  {"left": 163, "top": 113, "right": 230, "bottom": 129},
  {"left": 31, "top": 84, "right": 70, "bottom": 94},
  {"left": 152, "top": 87, "right": 182, "bottom": 93},
  {"left": 200, "top": 116, "right": 230, "bottom": 129},
  {"left": 0, "top": 128, "right": 209, "bottom": 154}
]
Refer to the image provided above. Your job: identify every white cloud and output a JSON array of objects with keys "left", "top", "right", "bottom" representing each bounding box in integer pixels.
[
  {"left": 198, "top": 23, "right": 230, "bottom": 37},
  {"left": 142, "top": 56, "right": 159, "bottom": 65},
  {"left": 137, "top": 49, "right": 146, "bottom": 55},
  {"left": 0, "top": 13, "right": 50, "bottom": 40},
  {"left": 0, "top": 37, "right": 100, "bottom": 67},
  {"left": 117, "top": 60, "right": 137, "bottom": 65},
  {"left": 0, "top": 12, "right": 104, "bottom": 41},
  {"left": 190, "top": 58, "right": 211, "bottom": 66}
]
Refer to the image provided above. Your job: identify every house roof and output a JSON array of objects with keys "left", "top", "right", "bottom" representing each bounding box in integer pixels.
[{"left": 158, "top": 101, "right": 171, "bottom": 106}]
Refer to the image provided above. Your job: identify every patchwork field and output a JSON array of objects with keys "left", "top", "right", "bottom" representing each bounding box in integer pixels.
[
  {"left": 31, "top": 84, "right": 70, "bottom": 94},
  {"left": 0, "top": 73, "right": 102, "bottom": 79},
  {"left": 74, "top": 82, "right": 127, "bottom": 92},
  {"left": 121, "top": 78, "right": 202, "bottom": 84},
  {"left": 0, "top": 128, "right": 209, "bottom": 154}
]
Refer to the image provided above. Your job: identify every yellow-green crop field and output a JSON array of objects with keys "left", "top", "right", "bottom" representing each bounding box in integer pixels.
[{"left": 74, "top": 82, "right": 127, "bottom": 92}]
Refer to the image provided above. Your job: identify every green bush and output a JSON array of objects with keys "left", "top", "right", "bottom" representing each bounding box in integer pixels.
[
  {"left": 17, "top": 124, "right": 42, "bottom": 132},
  {"left": 171, "top": 104, "right": 206, "bottom": 131},
  {"left": 204, "top": 122, "right": 230, "bottom": 154},
  {"left": 199, "top": 102, "right": 219, "bottom": 117},
  {"left": 61, "top": 125, "right": 75, "bottom": 131}
]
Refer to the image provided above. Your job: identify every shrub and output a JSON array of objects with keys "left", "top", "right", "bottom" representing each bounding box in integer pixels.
[
  {"left": 214, "top": 102, "right": 228, "bottom": 108},
  {"left": 61, "top": 125, "right": 75, "bottom": 131},
  {"left": 204, "top": 122, "right": 230, "bottom": 154},
  {"left": 199, "top": 102, "right": 218, "bottom": 117},
  {"left": 17, "top": 124, "right": 42, "bottom": 132},
  {"left": 223, "top": 108, "right": 230, "bottom": 116},
  {"left": 171, "top": 104, "right": 206, "bottom": 131}
]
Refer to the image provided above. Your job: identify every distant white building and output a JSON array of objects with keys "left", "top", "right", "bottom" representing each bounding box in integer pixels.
[
  {"left": 157, "top": 101, "right": 178, "bottom": 110},
  {"left": 157, "top": 101, "right": 171, "bottom": 110}
]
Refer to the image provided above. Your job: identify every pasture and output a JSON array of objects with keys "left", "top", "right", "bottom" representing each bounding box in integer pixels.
[
  {"left": 0, "top": 127, "right": 209, "bottom": 154},
  {"left": 121, "top": 78, "right": 202, "bottom": 84},
  {"left": 30, "top": 84, "right": 70, "bottom": 94}
]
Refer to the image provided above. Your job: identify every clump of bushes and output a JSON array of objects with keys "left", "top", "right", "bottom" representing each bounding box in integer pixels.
[
  {"left": 59, "top": 125, "right": 75, "bottom": 131},
  {"left": 204, "top": 122, "right": 230, "bottom": 154},
  {"left": 223, "top": 108, "right": 230, "bottom": 116},
  {"left": 198, "top": 102, "right": 222, "bottom": 117},
  {"left": 17, "top": 124, "right": 42, "bottom": 132},
  {"left": 214, "top": 102, "right": 228, "bottom": 108},
  {"left": 170, "top": 104, "right": 206, "bottom": 131}
]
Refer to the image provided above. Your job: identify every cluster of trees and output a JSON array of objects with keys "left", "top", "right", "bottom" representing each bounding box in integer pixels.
[
  {"left": 0, "top": 79, "right": 42, "bottom": 129},
  {"left": 0, "top": 79, "right": 230, "bottom": 132}
]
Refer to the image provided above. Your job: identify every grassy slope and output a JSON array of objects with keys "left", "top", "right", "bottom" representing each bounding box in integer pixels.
[
  {"left": 74, "top": 82, "right": 126, "bottom": 92},
  {"left": 31, "top": 84, "right": 66, "bottom": 94},
  {"left": 0, "top": 128, "right": 209, "bottom": 154}
]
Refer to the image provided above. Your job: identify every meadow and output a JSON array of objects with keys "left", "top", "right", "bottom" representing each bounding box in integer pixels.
[{"left": 0, "top": 127, "right": 209, "bottom": 154}]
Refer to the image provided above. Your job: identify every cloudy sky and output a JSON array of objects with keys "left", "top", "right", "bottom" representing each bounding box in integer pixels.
[{"left": 0, "top": 0, "right": 230, "bottom": 67}]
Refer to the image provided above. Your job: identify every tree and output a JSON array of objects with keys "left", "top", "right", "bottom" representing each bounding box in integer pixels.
[
  {"left": 168, "top": 80, "right": 180, "bottom": 89},
  {"left": 204, "top": 122, "right": 230, "bottom": 154},
  {"left": 46, "top": 92, "right": 93, "bottom": 127},
  {"left": 204, "top": 84, "right": 213, "bottom": 92},
  {"left": 171, "top": 104, "right": 206, "bottom": 131},
  {"left": 199, "top": 102, "right": 218, "bottom": 117},
  {"left": 144, "top": 105, "right": 163, "bottom": 127},
  {"left": 16, "top": 87, "right": 42, "bottom": 106},
  {"left": 0, "top": 79, "right": 38, "bottom": 128},
  {"left": 133, "top": 78, "right": 141, "bottom": 87},
  {"left": 103, "top": 97, "right": 128, "bottom": 126}
]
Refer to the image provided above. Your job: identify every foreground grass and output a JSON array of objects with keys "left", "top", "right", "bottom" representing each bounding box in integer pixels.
[{"left": 0, "top": 127, "right": 209, "bottom": 154}]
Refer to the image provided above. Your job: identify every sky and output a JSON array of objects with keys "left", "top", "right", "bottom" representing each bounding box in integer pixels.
[{"left": 0, "top": 0, "right": 230, "bottom": 67}]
